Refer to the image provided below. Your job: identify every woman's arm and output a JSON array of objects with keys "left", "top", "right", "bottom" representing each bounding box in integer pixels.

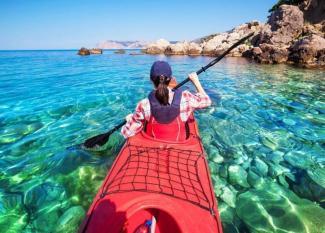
[
  {"left": 188, "top": 72, "right": 207, "bottom": 95},
  {"left": 121, "top": 99, "right": 148, "bottom": 138}
]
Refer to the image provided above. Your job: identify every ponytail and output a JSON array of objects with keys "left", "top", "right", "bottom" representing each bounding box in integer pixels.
[{"left": 152, "top": 75, "right": 171, "bottom": 105}]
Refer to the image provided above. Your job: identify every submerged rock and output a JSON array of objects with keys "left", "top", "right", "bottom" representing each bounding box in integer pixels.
[
  {"left": 267, "top": 161, "right": 290, "bottom": 178},
  {"left": 283, "top": 151, "right": 316, "bottom": 169},
  {"left": 236, "top": 182, "right": 325, "bottom": 233},
  {"left": 247, "top": 169, "right": 265, "bottom": 188},
  {"left": 228, "top": 165, "right": 250, "bottom": 188},
  {"left": 25, "top": 182, "right": 66, "bottom": 210},
  {"left": 218, "top": 201, "right": 235, "bottom": 223},
  {"left": 251, "top": 157, "right": 268, "bottom": 177},
  {"left": 213, "top": 177, "right": 227, "bottom": 197},
  {"left": 307, "top": 167, "right": 325, "bottom": 189},
  {"left": 220, "top": 186, "right": 237, "bottom": 208},
  {"left": 292, "top": 169, "right": 325, "bottom": 207},
  {"left": 55, "top": 206, "right": 85, "bottom": 233}
]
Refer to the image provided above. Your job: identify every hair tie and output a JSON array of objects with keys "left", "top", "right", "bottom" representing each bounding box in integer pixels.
[{"left": 159, "top": 75, "right": 165, "bottom": 83}]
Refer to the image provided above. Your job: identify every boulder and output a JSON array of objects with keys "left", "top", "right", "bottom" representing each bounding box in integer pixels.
[
  {"left": 299, "top": 0, "right": 325, "bottom": 24},
  {"left": 201, "top": 21, "right": 263, "bottom": 56},
  {"left": 302, "top": 23, "right": 325, "bottom": 37},
  {"left": 250, "top": 43, "right": 289, "bottom": 63},
  {"left": 77, "top": 47, "right": 90, "bottom": 56},
  {"left": 288, "top": 34, "right": 325, "bottom": 67},
  {"left": 291, "top": 169, "right": 325, "bottom": 207},
  {"left": 165, "top": 42, "right": 189, "bottom": 55},
  {"left": 144, "top": 39, "right": 170, "bottom": 54},
  {"left": 236, "top": 182, "right": 325, "bottom": 233},
  {"left": 255, "top": 5, "right": 304, "bottom": 47},
  {"left": 89, "top": 48, "right": 102, "bottom": 54},
  {"left": 55, "top": 206, "right": 85, "bottom": 233},
  {"left": 187, "top": 42, "right": 202, "bottom": 55}
]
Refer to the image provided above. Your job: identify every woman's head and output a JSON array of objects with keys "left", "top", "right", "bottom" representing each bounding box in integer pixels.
[{"left": 150, "top": 61, "right": 172, "bottom": 105}]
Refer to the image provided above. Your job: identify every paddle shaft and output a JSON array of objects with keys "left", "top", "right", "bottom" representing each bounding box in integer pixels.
[{"left": 83, "top": 32, "right": 254, "bottom": 147}]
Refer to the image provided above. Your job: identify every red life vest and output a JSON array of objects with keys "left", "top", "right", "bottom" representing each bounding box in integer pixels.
[{"left": 145, "top": 89, "right": 187, "bottom": 141}]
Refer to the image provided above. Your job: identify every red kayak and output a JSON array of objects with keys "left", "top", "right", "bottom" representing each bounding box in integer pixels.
[{"left": 79, "top": 114, "right": 223, "bottom": 233}]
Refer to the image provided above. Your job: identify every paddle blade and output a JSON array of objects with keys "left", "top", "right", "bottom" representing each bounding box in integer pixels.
[{"left": 83, "top": 132, "right": 110, "bottom": 148}]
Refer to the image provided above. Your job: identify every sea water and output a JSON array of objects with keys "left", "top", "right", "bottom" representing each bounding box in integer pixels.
[{"left": 0, "top": 50, "right": 324, "bottom": 233}]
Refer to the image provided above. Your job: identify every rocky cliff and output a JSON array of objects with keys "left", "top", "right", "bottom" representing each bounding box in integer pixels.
[{"left": 144, "top": 1, "right": 325, "bottom": 68}]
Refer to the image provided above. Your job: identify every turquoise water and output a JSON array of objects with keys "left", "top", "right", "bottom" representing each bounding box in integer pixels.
[{"left": 0, "top": 50, "right": 324, "bottom": 233}]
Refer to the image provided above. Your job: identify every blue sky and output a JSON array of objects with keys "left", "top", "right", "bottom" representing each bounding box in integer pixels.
[{"left": 0, "top": 0, "right": 277, "bottom": 49}]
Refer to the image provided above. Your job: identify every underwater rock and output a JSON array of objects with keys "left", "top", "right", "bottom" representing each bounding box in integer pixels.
[
  {"left": 0, "top": 191, "right": 27, "bottom": 231},
  {"left": 55, "top": 166, "right": 105, "bottom": 210},
  {"left": 236, "top": 181, "right": 325, "bottom": 233},
  {"left": 247, "top": 169, "right": 265, "bottom": 188},
  {"left": 219, "top": 165, "right": 228, "bottom": 179},
  {"left": 267, "top": 161, "right": 290, "bottom": 178},
  {"left": 33, "top": 205, "right": 61, "bottom": 232},
  {"left": 213, "top": 177, "right": 227, "bottom": 197},
  {"left": 251, "top": 157, "right": 268, "bottom": 177},
  {"left": 292, "top": 169, "right": 325, "bottom": 207},
  {"left": 277, "top": 175, "right": 289, "bottom": 188},
  {"left": 266, "top": 151, "right": 284, "bottom": 164},
  {"left": 0, "top": 122, "right": 43, "bottom": 145},
  {"left": 208, "top": 146, "right": 224, "bottom": 164},
  {"left": 260, "top": 133, "right": 278, "bottom": 150},
  {"left": 228, "top": 165, "right": 250, "bottom": 188},
  {"left": 55, "top": 206, "right": 85, "bottom": 233},
  {"left": 25, "top": 181, "right": 67, "bottom": 212},
  {"left": 218, "top": 201, "right": 235, "bottom": 223},
  {"left": 284, "top": 151, "right": 316, "bottom": 169},
  {"left": 220, "top": 186, "right": 237, "bottom": 208},
  {"left": 208, "top": 163, "right": 221, "bottom": 175},
  {"left": 0, "top": 208, "right": 27, "bottom": 232},
  {"left": 307, "top": 167, "right": 325, "bottom": 189},
  {"left": 221, "top": 222, "right": 241, "bottom": 233}
]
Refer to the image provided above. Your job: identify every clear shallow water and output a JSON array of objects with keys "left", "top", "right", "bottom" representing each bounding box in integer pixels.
[{"left": 0, "top": 50, "right": 324, "bottom": 233}]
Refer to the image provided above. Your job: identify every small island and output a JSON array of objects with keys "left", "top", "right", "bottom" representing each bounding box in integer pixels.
[{"left": 77, "top": 47, "right": 103, "bottom": 56}]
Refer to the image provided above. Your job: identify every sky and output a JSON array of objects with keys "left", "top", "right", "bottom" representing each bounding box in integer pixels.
[{"left": 0, "top": 0, "right": 277, "bottom": 50}]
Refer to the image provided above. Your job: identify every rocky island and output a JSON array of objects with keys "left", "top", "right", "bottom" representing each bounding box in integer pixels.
[
  {"left": 77, "top": 47, "right": 103, "bottom": 56},
  {"left": 144, "top": 0, "right": 325, "bottom": 68}
]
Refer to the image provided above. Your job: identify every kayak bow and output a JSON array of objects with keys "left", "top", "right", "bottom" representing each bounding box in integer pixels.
[{"left": 79, "top": 114, "right": 223, "bottom": 233}]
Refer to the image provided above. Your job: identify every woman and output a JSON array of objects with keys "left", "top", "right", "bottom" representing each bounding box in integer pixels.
[{"left": 121, "top": 60, "right": 211, "bottom": 141}]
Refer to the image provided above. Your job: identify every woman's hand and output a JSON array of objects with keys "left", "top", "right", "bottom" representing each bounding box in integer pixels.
[
  {"left": 188, "top": 72, "right": 207, "bottom": 95},
  {"left": 125, "top": 113, "right": 133, "bottom": 122},
  {"left": 188, "top": 72, "right": 199, "bottom": 84}
]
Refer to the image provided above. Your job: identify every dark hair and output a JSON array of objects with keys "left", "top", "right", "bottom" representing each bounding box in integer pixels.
[{"left": 152, "top": 75, "right": 171, "bottom": 105}]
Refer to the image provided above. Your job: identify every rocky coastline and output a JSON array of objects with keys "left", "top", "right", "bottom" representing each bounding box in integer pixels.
[{"left": 144, "top": 0, "right": 325, "bottom": 68}]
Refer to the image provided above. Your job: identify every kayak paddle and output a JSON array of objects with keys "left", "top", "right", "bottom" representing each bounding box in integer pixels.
[{"left": 83, "top": 32, "right": 254, "bottom": 149}]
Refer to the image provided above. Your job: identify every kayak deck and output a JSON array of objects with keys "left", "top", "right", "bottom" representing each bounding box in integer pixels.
[{"left": 79, "top": 115, "right": 223, "bottom": 233}]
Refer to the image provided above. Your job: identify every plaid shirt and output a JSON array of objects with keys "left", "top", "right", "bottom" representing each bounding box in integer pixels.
[{"left": 121, "top": 90, "right": 211, "bottom": 138}]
